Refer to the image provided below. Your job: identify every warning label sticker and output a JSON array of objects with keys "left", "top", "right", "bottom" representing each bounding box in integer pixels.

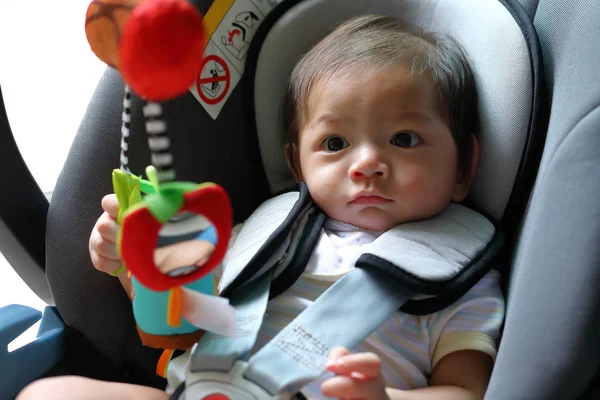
[
  {"left": 190, "top": 0, "right": 284, "bottom": 120},
  {"left": 190, "top": 41, "right": 238, "bottom": 118}
]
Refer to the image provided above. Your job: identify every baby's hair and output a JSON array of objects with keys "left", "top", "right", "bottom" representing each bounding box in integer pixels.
[{"left": 284, "top": 14, "right": 480, "bottom": 181}]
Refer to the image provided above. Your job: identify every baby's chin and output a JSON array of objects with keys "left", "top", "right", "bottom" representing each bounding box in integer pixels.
[
  {"left": 334, "top": 206, "right": 448, "bottom": 231},
  {"left": 348, "top": 218, "right": 398, "bottom": 232},
  {"left": 332, "top": 211, "right": 401, "bottom": 232}
]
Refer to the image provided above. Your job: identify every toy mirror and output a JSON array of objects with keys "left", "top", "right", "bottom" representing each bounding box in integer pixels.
[{"left": 155, "top": 212, "right": 217, "bottom": 277}]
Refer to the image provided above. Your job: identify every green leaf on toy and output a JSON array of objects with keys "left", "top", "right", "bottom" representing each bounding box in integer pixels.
[
  {"left": 143, "top": 182, "right": 199, "bottom": 224},
  {"left": 112, "top": 169, "right": 143, "bottom": 224}
]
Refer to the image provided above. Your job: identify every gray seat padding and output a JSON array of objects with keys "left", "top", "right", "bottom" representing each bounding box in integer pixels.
[
  {"left": 485, "top": 1, "right": 600, "bottom": 399},
  {"left": 45, "top": 69, "right": 160, "bottom": 377}
]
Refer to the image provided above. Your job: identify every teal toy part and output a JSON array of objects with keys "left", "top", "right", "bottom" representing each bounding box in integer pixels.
[
  {"left": 132, "top": 225, "right": 218, "bottom": 336},
  {"left": 0, "top": 305, "right": 65, "bottom": 400},
  {"left": 132, "top": 273, "right": 214, "bottom": 336}
]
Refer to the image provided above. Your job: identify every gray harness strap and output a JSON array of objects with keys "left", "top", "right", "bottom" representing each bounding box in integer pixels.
[
  {"left": 189, "top": 267, "right": 414, "bottom": 396},
  {"left": 244, "top": 267, "right": 414, "bottom": 395}
]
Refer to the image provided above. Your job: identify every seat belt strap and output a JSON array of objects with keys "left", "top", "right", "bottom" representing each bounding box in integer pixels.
[{"left": 245, "top": 267, "right": 414, "bottom": 395}]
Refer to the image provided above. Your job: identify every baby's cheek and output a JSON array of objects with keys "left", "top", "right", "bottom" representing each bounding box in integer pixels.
[
  {"left": 397, "top": 167, "right": 428, "bottom": 194},
  {"left": 307, "top": 179, "right": 336, "bottom": 206},
  {"left": 305, "top": 166, "right": 339, "bottom": 191},
  {"left": 400, "top": 170, "right": 449, "bottom": 213},
  {"left": 306, "top": 176, "right": 343, "bottom": 215}
]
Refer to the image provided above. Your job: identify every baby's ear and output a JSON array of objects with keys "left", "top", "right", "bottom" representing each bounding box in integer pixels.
[
  {"left": 452, "top": 136, "right": 480, "bottom": 202},
  {"left": 284, "top": 143, "right": 303, "bottom": 182}
]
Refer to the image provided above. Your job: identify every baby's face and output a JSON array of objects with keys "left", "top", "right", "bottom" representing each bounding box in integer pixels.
[{"left": 297, "top": 64, "right": 466, "bottom": 231}]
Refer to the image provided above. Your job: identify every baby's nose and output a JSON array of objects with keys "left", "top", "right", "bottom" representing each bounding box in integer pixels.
[{"left": 349, "top": 150, "right": 389, "bottom": 180}]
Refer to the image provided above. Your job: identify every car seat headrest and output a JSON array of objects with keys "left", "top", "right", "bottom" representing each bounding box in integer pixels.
[{"left": 251, "top": 0, "right": 536, "bottom": 221}]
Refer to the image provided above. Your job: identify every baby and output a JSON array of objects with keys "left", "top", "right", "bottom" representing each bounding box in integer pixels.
[{"left": 19, "top": 15, "right": 504, "bottom": 400}]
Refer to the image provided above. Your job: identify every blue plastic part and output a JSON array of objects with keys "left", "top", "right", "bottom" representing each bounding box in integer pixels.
[{"left": 0, "top": 305, "right": 65, "bottom": 400}]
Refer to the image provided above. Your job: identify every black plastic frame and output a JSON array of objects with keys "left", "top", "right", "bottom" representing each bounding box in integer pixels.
[
  {"left": 0, "top": 85, "right": 52, "bottom": 303},
  {"left": 496, "top": 0, "right": 549, "bottom": 262}
]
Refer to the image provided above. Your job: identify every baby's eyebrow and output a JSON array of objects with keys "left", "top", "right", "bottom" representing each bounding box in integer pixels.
[{"left": 310, "top": 113, "right": 355, "bottom": 127}]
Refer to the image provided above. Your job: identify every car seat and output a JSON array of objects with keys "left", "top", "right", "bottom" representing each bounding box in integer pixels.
[{"left": 1, "top": 0, "right": 599, "bottom": 399}]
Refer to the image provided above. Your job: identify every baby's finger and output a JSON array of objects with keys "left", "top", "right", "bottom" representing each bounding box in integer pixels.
[
  {"left": 91, "top": 251, "right": 123, "bottom": 274},
  {"left": 327, "top": 353, "right": 382, "bottom": 379},
  {"left": 96, "top": 213, "right": 119, "bottom": 243},
  {"left": 321, "top": 375, "right": 384, "bottom": 399},
  {"left": 101, "top": 194, "right": 120, "bottom": 220},
  {"left": 327, "top": 347, "right": 351, "bottom": 364},
  {"left": 94, "top": 238, "right": 121, "bottom": 261}
]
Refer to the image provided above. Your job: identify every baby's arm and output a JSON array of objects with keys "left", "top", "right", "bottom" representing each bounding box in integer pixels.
[
  {"left": 385, "top": 350, "right": 493, "bottom": 399},
  {"left": 17, "top": 376, "right": 169, "bottom": 400},
  {"left": 394, "top": 270, "right": 505, "bottom": 399}
]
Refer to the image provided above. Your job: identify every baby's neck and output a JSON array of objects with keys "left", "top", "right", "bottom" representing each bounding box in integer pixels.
[{"left": 324, "top": 218, "right": 386, "bottom": 234}]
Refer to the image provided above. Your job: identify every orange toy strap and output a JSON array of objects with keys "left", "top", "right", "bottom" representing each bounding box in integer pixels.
[
  {"left": 167, "top": 287, "right": 182, "bottom": 327},
  {"left": 156, "top": 349, "right": 176, "bottom": 378}
]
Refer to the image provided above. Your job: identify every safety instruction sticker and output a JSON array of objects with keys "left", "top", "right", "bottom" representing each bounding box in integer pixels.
[{"left": 190, "top": 0, "right": 284, "bottom": 120}]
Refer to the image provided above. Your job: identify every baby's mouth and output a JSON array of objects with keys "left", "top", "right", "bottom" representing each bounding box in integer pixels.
[{"left": 349, "top": 194, "right": 392, "bottom": 205}]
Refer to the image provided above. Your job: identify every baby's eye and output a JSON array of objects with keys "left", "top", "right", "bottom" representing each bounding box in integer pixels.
[
  {"left": 323, "top": 136, "right": 349, "bottom": 152},
  {"left": 391, "top": 131, "right": 421, "bottom": 148}
]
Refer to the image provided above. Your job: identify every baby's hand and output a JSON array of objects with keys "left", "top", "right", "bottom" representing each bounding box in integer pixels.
[
  {"left": 321, "top": 347, "right": 390, "bottom": 400},
  {"left": 89, "top": 194, "right": 122, "bottom": 275}
]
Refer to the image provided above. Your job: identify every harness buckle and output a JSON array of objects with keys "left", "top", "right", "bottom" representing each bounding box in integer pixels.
[{"left": 180, "top": 361, "right": 291, "bottom": 400}]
